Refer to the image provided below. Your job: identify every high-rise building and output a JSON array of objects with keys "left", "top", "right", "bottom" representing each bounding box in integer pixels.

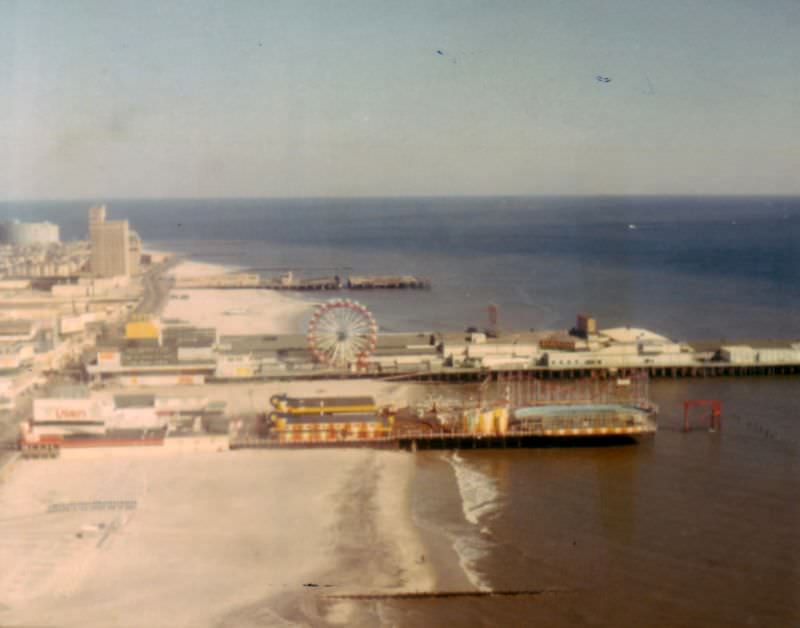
[
  {"left": 89, "top": 204, "right": 106, "bottom": 225},
  {"left": 89, "top": 205, "right": 130, "bottom": 277}
]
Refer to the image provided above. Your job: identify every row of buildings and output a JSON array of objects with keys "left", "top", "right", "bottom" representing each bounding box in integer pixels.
[
  {"left": 84, "top": 314, "right": 800, "bottom": 385},
  {"left": 0, "top": 288, "right": 132, "bottom": 413},
  {"left": 20, "top": 388, "right": 227, "bottom": 448},
  {"left": 0, "top": 205, "right": 141, "bottom": 281},
  {"left": 87, "top": 317, "right": 439, "bottom": 383},
  {"left": 0, "top": 205, "right": 148, "bottom": 416},
  {"left": 441, "top": 316, "right": 800, "bottom": 371},
  {"left": 0, "top": 240, "right": 90, "bottom": 279},
  {"left": 0, "top": 317, "right": 73, "bottom": 411}
]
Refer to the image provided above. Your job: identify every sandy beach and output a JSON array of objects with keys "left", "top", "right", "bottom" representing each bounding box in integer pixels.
[
  {"left": 162, "top": 258, "right": 315, "bottom": 336},
  {"left": 0, "top": 252, "right": 443, "bottom": 627},
  {"left": 0, "top": 449, "right": 433, "bottom": 627},
  {"left": 125, "top": 255, "right": 427, "bottom": 412}
]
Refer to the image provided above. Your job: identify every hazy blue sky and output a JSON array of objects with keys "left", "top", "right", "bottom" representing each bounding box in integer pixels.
[{"left": 2, "top": 0, "right": 799, "bottom": 199}]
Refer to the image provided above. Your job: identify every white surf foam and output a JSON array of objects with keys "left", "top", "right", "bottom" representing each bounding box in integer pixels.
[
  {"left": 452, "top": 535, "right": 494, "bottom": 592},
  {"left": 442, "top": 452, "right": 502, "bottom": 592},
  {"left": 445, "top": 451, "right": 501, "bottom": 526}
]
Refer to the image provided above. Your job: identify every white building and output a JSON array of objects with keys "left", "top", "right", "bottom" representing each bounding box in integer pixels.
[
  {"left": 720, "top": 344, "right": 800, "bottom": 365},
  {"left": 541, "top": 326, "right": 695, "bottom": 369},
  {"left": 0, "top": 220, "right": 60, "bottom": 245},
  {"left": 441, "top": 331, "right": 543, "bottom": 368}
]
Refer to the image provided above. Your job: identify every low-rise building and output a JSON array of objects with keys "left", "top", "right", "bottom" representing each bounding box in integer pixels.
[
  {"left": 0, "top": 319, "right": 38, "bottom": 343},
  {"left": 539, "top": 324, "right": 694, "bottom": 369},
  {"left": 441, "top": 330, "right": 544, "bottom": 368},
  {"left": 719, "top": 343, "right": 800, "bottom": 365},
  {"left": 0, "top": 343, "right": 35, "bottom": 372},
  {"left": 266, "top": 395, "right": 392, "bottom": 443},
  {"left": 89, "top": 321, "right": 218, "bottom": 380}
]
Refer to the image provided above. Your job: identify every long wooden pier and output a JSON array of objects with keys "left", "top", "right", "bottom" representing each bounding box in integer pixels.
[
  {"left": 175, "top": 274, "right": 430, "bottom": 291},
  {"left": 383, "top": 363, "right": 800, "bottom": 383},
  {"left": 204, "top": 361, "right": 800, "bottom": 385}
]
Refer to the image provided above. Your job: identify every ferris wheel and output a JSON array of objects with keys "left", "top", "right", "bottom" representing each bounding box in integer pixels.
[{"left": 307, "top": 299, "right": 378, "bottom": 368}]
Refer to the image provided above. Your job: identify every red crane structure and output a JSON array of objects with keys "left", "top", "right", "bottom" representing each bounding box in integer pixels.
[{"left": 683, "top": 400, "right": 722, "bottom": 432}]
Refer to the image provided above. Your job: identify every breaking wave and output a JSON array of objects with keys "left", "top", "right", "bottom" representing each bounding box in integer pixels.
[
  {"left": 446, "top": 451, "right": 501, "bottom": 526},
  {"left": 442, "top": 451, "right": 502, "bottom": 591}
]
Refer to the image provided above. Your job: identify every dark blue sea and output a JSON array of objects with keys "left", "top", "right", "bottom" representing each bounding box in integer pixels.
[
  {"left": 3, "top": 196, "right": 798, "bottom": 626},
  {"left": 4, "top": 196, "right": 800, "bottom": 340}
]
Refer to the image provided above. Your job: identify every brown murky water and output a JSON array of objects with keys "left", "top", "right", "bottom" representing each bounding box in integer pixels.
[{"left": 393, "top": 378, "right": 800, "bottom": 627}]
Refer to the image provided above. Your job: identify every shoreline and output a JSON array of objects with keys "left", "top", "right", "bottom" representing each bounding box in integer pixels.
[
  {"left": 148, "top": 245, "right": 472, "bottom": 604},
  {"left": 271, "top": 450, "right": 438, "bottom": 626},
  {"left": 0, "top": 449, "right": 438, "bottom": 627},
  {"left": 162, "top": 253, "right": 316, "bottom": 336}
]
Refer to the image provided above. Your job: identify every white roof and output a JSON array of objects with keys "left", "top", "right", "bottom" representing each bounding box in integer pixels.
[{"left": 599, "top": 327, "right": 671, "bottom": 344}]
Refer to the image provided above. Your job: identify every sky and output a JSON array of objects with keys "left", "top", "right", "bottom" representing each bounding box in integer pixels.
[{"left": 1, "top": 0, "right": 799, "bottom": 200}]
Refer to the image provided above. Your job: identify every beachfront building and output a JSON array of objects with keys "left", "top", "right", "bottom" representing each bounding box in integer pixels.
[
  {"left": 268, "top": 413, "right": 393, "bottom": 443},
  {"left": 540, "top": 326, "right": 694, "bottom": 369},
  {"left": 360, "top": 332, "right": 443, "bottom": 372},
  {"left": 216, "top": 331, "right": 445, "bottom": 377},
  {"left": 441, "top": 331, "right": 545, "bottom": 369},
  {"left": 718, "top": 343, "right": 800, "bottom": 365},
  {"left": 89, "top": 205, "right": 131, "bottom": 278},
  {"left": 88, "top": 321, "right": 217, "bottom": 383},
  {"left": 267, "top": 394, "right": 393, "bottom": 443},
  {"left": 215, "top": 334, "right": 306, "bottom": 378},
  {"left": 25, "top": 390, "right": 227, "bottom": 444}
]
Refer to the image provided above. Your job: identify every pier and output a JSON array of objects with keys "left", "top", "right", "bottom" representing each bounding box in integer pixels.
[
  {"left": 204, "top": 361, "right": 800, "bottom": 385},
  {"left": 229, "top": 382, "right": 657, "bottom": 451},
  {"left": 228, "top": 429, "right": 650, "bottom": 451},
  {"left": 381, "top": 362, "right": 800, "bottom": 383},
  {"left": 173, "top": 272, "right": 430, "bottom": 291},
  {"left": 347, "top": 275, "right": 431, "bottom": 289}
]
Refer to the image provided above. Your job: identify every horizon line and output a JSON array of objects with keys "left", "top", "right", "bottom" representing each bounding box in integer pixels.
[{"left": 3, "top": 192, "right": 800, "bottom": 205}]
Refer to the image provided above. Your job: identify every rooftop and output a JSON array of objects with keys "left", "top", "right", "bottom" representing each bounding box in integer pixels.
[
  {"left": 439, "top": 330, "right": 551, "bottom": 345},
  {"left": 275, "top": 412, "right": 383, "bottom": 425},
  {"left": 515, "top": 404, "right": 651, "bottom": 418},
  {"left": 114, "top": 394, "right": 156, "bottom": 408},
  {"left": 0, "top": 320, "right": 35, "bottom": 335},
  {"left": 598, "top": 327, "right": 671, "bottom": 344},
  {"left": 278, "top": 395, "right": 376, "bottom": 408}
]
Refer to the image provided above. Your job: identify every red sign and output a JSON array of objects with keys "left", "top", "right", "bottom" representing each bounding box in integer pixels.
[{"left": 55, "top": 408, "right": 88, "bottom": 419}]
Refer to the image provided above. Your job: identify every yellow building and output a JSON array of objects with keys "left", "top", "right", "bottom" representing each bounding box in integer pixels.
[
  {"left": 269, "top": 412, "right": 393, "bottom": 443},
  {"left": 268, "top": 394, "right": 391, "bottom": 443},
  {"left": 270, "top": 394, "right": 377, "bottom": 415},
  {"left": 125, "top": 318, "right": 160, "bottom": 340}
]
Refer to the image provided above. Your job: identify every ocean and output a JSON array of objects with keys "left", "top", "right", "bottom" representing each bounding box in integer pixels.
[
  {"left": 5, "top": 195, "right": 800, "bottom": 339},
  {"left": 3, "top": 196, "right": 799, "bottom": 626}
]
